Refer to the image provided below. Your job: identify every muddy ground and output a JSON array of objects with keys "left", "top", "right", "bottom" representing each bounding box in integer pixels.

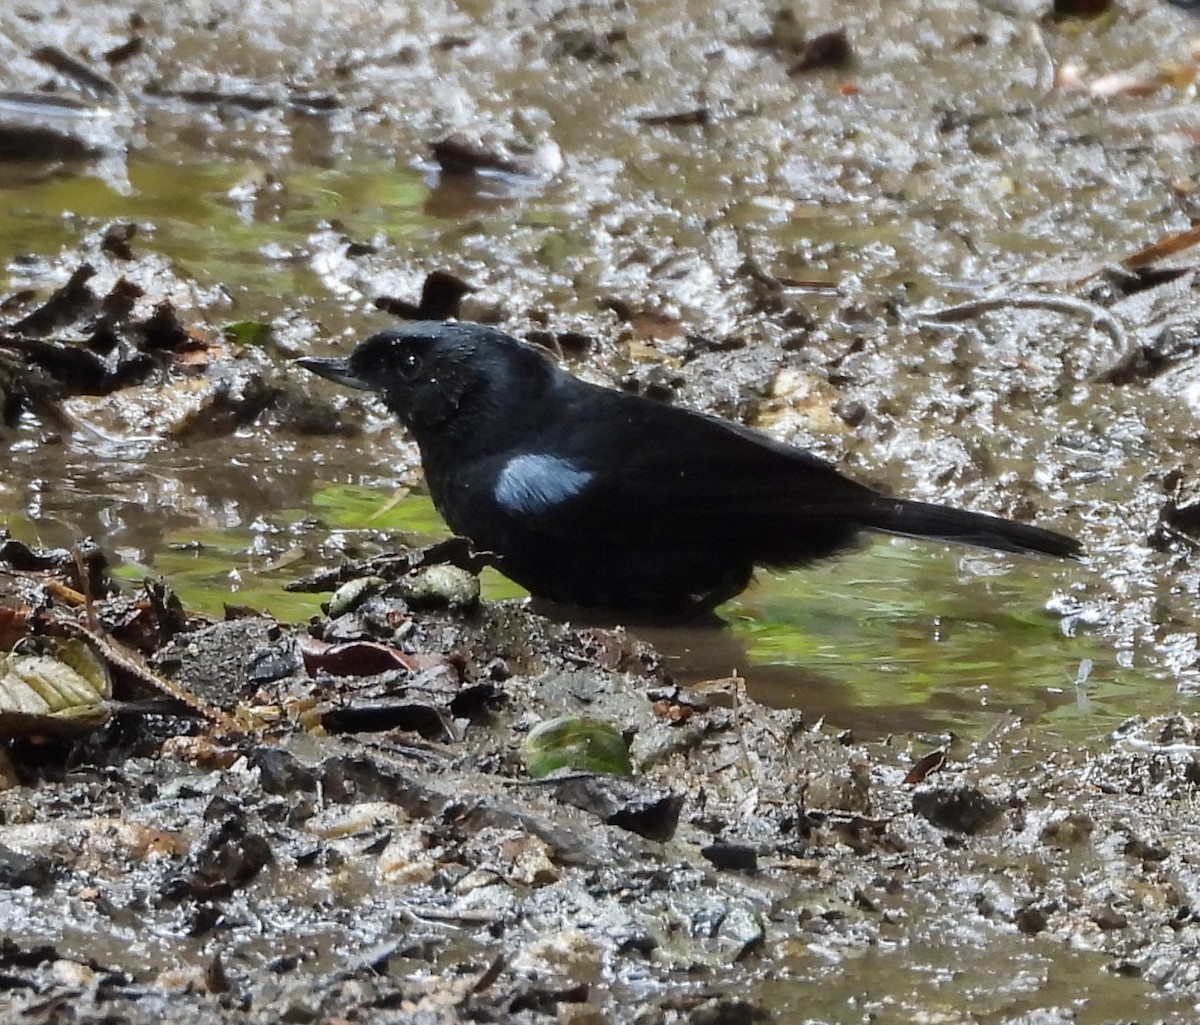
[
  {"left": 5, "top": 545, "right": 1200, "bottom": 1024},
  {"left": 4, "top": 0, "right": 1200, "bottom": 1022}
]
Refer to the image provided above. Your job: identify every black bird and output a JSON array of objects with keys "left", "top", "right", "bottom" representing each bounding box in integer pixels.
[{"left": 298, "top": 322, "right": 1081, "bottom": 617}]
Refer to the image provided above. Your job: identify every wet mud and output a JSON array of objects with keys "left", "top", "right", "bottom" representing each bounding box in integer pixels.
[
  {"left": 4, "top": 0, "right": 1200, "bottom": 1020},
  {"left": 4, "top": 543, "right": 1200, "bottom": 1022}
]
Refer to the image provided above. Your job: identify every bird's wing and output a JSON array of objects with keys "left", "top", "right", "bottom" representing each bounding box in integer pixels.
[{"left": 487, "top": 389, "right": 877, "bottom": 552}]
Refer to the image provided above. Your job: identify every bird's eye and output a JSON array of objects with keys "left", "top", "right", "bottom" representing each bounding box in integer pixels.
[{"left": 398, "top": 351, "right": 423, "bottom": 379}]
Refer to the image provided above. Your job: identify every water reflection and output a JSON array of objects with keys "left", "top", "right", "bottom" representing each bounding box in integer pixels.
[{"left": 0, "top": 438, "right": 1166, "bottom": 745}]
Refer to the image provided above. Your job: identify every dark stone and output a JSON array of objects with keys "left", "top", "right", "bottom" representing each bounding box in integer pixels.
[
  {"left": 1091, "top": 905, "right": 1129, "bottom": 931},
  {"left": 0, "top": 844, "right": 56, "bottom": 891},
  {"left": 162, "top": 814, "right": 272, "bottom": 902},
  {"left": 700, "top": 843, "right": 758, "bottom": 872},
  {"left": 246, "top": 642, "right": 301, "bottom": 684},
  {"left": 550, "top": 776, "right": 683, "bottom": 841},
  {"left": 911, "top": 786, "right": 1007, "bottom": 834},
  {"left": 1123, "top": 835, "right": 1170, "bottom": 862},
  {"left": 1015, "top": 905, "right": 1049, "bottom": 935}
]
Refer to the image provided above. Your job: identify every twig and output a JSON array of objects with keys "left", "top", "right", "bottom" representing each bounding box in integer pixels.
[
  {"left": 73, "top": 545, "right": 97, "bottom": 631},
  {"left": 916, "top": 292, "right": 1131, "bottom": 380},
  {"left": 468, "top": 953, "right": 507, "bottom": 996},
  {"left": 918, "top": 293, "right": 1126, "bottom": 350},
  {"left": 729, "top": 670, "right": 756, "bottom": 781}
]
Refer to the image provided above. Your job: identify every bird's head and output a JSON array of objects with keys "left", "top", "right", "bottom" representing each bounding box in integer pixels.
[{"left": 297, "top": 322, "right": 543, "bottom": 438}]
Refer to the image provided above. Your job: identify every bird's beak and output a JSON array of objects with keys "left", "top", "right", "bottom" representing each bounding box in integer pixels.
[{"left": 294, "top": 356, "right": 373, "bottom": 391}]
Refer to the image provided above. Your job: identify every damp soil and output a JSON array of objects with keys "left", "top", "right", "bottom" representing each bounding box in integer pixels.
[{"left": 4, "top": 0, "right": 1200, "bottom": 1021}]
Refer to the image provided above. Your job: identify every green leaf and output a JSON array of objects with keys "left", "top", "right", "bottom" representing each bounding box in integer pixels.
[
  {"left": 310, "top": 484, "right": 447, "bottom": 533},
  {"left": 223, "top": 320, "right": 272, "bottom": 347},
  {"left": 523, "top": 716, "right": 633, "bottom": 778}
]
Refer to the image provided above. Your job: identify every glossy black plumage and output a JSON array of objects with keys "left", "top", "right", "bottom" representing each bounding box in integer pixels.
[{"left": 298, "top": 322, "right": 1081, "bottom": 616}]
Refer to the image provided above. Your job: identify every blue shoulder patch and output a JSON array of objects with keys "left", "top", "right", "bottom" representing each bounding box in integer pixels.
[{"left": 494, "top": 453, "right": 594, "bottom": 515}]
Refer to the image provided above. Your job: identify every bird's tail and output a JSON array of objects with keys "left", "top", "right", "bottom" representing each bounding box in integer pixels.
[{"left": 863, "top": 498, "right": 1082, "bottom": 559}]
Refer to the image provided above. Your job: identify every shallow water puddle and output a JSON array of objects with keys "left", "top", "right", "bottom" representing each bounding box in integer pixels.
[
  {"left": 1, "top": 460, "right": 1171, "bottom": 744},
  {"left": 760, "top": 940, "right": 1200, "bottom": 1023}
]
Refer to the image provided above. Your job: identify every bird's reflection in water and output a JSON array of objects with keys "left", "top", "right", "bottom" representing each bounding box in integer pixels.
[
  {"left": 529, "top": 589, "right": 1080, "bottom": 741},
  {"left": 530, "top": 597, "right": 888, "bottom": 731}
]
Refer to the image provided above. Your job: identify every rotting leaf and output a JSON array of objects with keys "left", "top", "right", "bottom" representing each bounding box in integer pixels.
[
  {"left": 0, "top": 290, "right": 37, "bottom": 313},
  {"left": 468, "top": 953, "right": 507, "bottom": 996},
  {"left": 143, "top": 85, "right": 276, "bottom": 112},
  {"left": 0, "top": 606, "right": 32, "bottom": 651},
  {"left": 253, "top": 749, "right": 624, "bottom": 867},
  {"left": 0, "top": 637, "right": 112, "bottom": 736},
  {"left": 788, "top": 28, "right": 853, "bottom": 74},
  {"left": 0, "top": 536, "right": 109, "bottom": 592},
  {"left": 30, "top": 46, "right": 120, "bottom": 101},
  {"left": 99, "top": 579, "right": 190, "bottom": 653},
  {"left": 509, "top": 982, "right": 589, "bottom": 1015},
  {"left": 0, "top": 350, "right": 65, "bottom": 430},
  {"left": 598, "top": 297, "right": 685, "bottom": 341},
  {"left": 0, "top": 123, "right": 99, "bottom": 164},
  {"left": 289, "top": 92, "right": 340, "bottom": 114},
  {"left": 93, "top": 277, "right": 145, "bottom": 340},
  {"left": 1048, "top": 0, "right": 1115, "bottom": 21},
  {"left": 246, "top": 642, "right": 301, "bottom": 685},
  {"left": 911, "top": 785, "right": 1007, "bottom": 834},
  {"left": 52, "top": 619, "right": 239, "bottom": 732},
  {"left": 904, "top": 747, "right": 947, "bottom": 785},
  {"left": 0, "top": 843, "right": 56, "bottom": 889},
  {"left": 100, "top": 223, "right": 138, "bottom": 260},
  {"left": 577, "top": 628, "right": 655, "bottom": 676},
  {"left": 432, "top": 134, "right": 526, "bottom": 175},
  {"left": 430, "top": 134, "right": 562, "bottom": 179},
  {"left": 139, "top": 301, "right": 190, "bottom": 351},
  {"left": 448, "top": 681, "right": 503, "bottom": 720},
  {"left": 651, "top": 699, "right": 693, "bottom": 724},
  {"left": 647, "top": 683, "right": 710, "bottom": 721},
  {"left": 635, "top": 108, "right": 710, "bottom": 127},
  {"left": 374, "top": 270, "right": 476, "bottom": 321},
  {"left": 1122, "top": 224, "right": 1200, "bottom": 271},
  {"left": 546, "top": 26, "right": 625, "bottom": 63},
  {"left": 298, "top": 636, "right": 416, "bottom": 677},
  {"left": 321, "top": 701, "right": 453, "bottom": 739},
  {"left": 4, "top": 335, "right": 136, "bottom": 394},
  {"left": 103, "top": 35, "right": 143, "bottom": 65},
  {"left": 523, "top": 716, "right": 633, "bottom": 778},
  {"left": 11, "top": 264, "right": 97, "bottom": 337}
]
